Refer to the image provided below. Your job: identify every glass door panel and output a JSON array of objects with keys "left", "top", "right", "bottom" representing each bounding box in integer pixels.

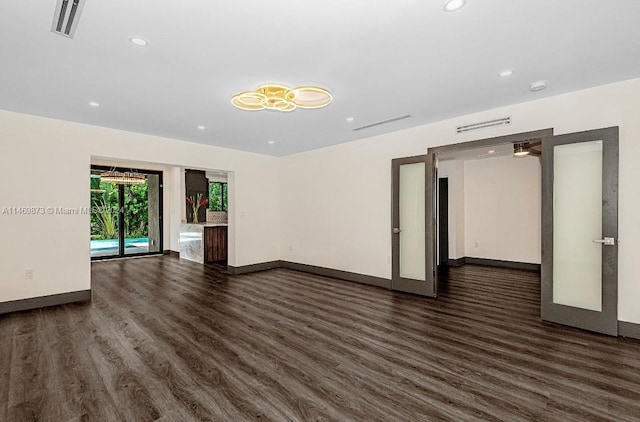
[
  {"left": 399, "top": 162, "right": 426, "bottom": 281},
  {"left": 90, "top": 176, "right": 120, "bottom": 258},
  {"left": 124, "top": 181, "right": 150, "bottom": 255},
  {"left": 552, "top": 141, "right": 603, "bottom": 311},
  {"left": 541, "top": 127, "right": 618, "bottom": 336}
]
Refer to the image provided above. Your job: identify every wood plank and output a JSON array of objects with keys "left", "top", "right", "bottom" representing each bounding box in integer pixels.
[
  {"left": 0, "top": 313, "right": 17, "bottom": 421},
  {"left": 51, "top": 304, "right": 125, "bottom": 421},
  {"left": 6, "top": 310, "right": 66, "bottom": 421},
  {"left": 1, "top": 256, "right": 640, "bottom": 421}
]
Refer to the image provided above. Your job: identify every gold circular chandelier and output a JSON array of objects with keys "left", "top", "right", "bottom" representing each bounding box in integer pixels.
[
  {"left": 231, "top": 84, "right": 332, "bottom": 112},
  {"left": 100, "top": 171, "right": 147, "bottom": 185}
]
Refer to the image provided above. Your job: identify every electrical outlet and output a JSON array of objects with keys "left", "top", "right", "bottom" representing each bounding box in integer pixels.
[
  {"left": 288, "top": 245, "right": 293, "bottom": 252},
  {"left": 25, "top": 269, "right": 34, "bottom": 280},
  {"left": 474, "top": 242, "right": 479, "bottom": 248}
]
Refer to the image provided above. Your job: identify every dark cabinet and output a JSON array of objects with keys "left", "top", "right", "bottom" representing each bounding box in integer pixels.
[
  {"left": 185, "top": 169, "right": 208, "bottom": 223},
  {"left": 204, "top": 226, "right": 227, "bottom": 262}
]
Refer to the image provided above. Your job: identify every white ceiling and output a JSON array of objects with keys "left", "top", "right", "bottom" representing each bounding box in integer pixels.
[{"left": 1, "top": 1, "right": 639, "bottom": 156}]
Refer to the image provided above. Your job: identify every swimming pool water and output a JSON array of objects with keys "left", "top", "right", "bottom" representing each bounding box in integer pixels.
[{"left": 90, "top": 237, "right": 149, "bottom": 251}]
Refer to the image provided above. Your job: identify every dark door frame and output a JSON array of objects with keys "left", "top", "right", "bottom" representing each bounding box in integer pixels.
[
  {"left": 540, "top": 127, "right": 619, "bottom": 336},
  {"left": 90, "top": 165, "right": 164, "bottom": 261},
  {"left": 426, "top": 128, "right": 554, "bottom": 294}
]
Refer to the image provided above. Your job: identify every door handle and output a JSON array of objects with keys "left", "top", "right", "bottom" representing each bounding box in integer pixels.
[
  {"left": 393, "top": 228, "right": 401, "bottom": 234},
  {"left": 593, "top": 237, "right": 615, "bottom": 246}
]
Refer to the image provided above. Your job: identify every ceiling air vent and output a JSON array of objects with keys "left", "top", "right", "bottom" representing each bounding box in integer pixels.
[
  {"left": 353, "top": 115, "right": 411, "bottom": 132},
  {"left": 456, "top": 116, "right": 511, "bottom": 134},
  {"left": 51, "top": 0, "right": 85, "bottom": 39}
]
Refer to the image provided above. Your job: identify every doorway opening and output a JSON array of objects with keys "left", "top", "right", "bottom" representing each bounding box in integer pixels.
[
  {"left": 437, "top": 177, "right": 449, "bottom": 269},
  {"left": 430, "top": 129, "right": 550, "bottom": 308},
  {"left": 426, "top": 127, "right": 619, "bottom": 336},
  {"left": 391, "top": 126, "right": 619, "bottom": 335},
  {"left": 90, "top": 165, "right": 163, "bottom": 260},
  {"left": 434, "top": 134, "right": 545, "bottom": 276}
]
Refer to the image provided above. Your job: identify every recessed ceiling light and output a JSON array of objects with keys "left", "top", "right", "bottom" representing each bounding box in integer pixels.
[
  {"left": 346, "top": 117, "right": 355, "bottom": 122},
  {"left": 443, "top": 0, "right": 466, "bottom": 12},
  {"left": 498, "top": 70, "right": 513, "bottom": 78},
  {"left": 89, "top": 101, "right": 100, "bottom": 107},
  {"left": 129, "top": 36, "right": 149, "bottom": 47},
  {"left": 197, "top": 125, "right": 205, "bottom": 130},
  {"left": 267, "top": 140, "right": 275, "bottom": 144},
  {"left": 488, "top": 150, "right": 496, "bottom": 154},
  {"left": 529, "top": 81, "right": 547, "bottom": 92}
]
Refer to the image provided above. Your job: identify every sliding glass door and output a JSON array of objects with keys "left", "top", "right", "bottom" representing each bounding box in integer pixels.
[{"left": 90, "top": 166, "right": 163, "bottom": 259}]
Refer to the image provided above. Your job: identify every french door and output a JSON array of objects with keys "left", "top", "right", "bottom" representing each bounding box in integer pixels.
[
  {"left": 391, "top": 155, "right": 436, "bottom": 296},
  {"left": 541, "top": 127, "right": 619, "bottom": 335}
]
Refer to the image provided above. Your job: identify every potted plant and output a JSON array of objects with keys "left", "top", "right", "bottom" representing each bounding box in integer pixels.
[{"left": 186, "top": 194, "right": 209, "bottom": 223}]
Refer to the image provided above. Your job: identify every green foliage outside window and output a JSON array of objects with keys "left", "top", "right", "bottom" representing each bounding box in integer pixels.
[
  {"left": 124, "top": 184, "right": 149, "bottom": 238},
  {"left": 90, "top": 177, "right": 118, "bottom": 240},
  {"left": 90, "top": 176, "right": 149, "bottom": 240},
  {"left": 209, "top": 182, "right": 228, "bottom": 212}
]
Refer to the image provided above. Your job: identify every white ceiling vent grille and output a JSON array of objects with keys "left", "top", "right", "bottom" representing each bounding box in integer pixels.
[
  {"left": 456, "top": 116, "right": 511, "bottom": 134},
  {"left": 51, "top": 0, "right": 85, "bottom": 39},
  {"left": 353, "top": 115, "right": 411, "bottom": 132}
]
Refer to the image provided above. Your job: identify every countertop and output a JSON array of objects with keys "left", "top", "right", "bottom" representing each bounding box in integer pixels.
[{"left": 179, "top": 222, "right": 228, "bottom": 264}]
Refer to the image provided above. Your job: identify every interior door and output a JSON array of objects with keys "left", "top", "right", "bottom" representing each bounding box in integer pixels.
[
  {"left": 541, "top": 127, "right": 618, "bottom": 335},
  {"left": 391, "top": 155, "right": 436, "bottom": 296}
]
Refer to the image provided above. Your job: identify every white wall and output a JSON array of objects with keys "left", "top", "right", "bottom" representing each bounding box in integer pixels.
[
  {"left": 0, "top": 110, "right": 280, "bottom": 303},
  {"left": 439, "top": 154, "right": 540, "bottom": 264},
  {"left": 453, "top": 161, "right": 465, "bottom": 259},
  {"left": 169, "top": 167, "right": 185, "bottom": 252},
  {"left": 464, "top": 155, "right": 541, "bottom": 263},
  {"left": 280, "top": 78, "right": 640, "bottom": 324}
]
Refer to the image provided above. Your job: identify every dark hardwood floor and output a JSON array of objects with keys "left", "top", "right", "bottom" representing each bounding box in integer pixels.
[{"left": 1, "top": 257, "right": 640, "bottom": 421}]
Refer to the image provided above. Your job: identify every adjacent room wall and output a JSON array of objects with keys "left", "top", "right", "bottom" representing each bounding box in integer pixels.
[
  {"left": 464, "top": 155, "right": 541, "bottom": 264},
  {"left": 280, "top": 77, "right": 640, "bottom": 325},
  {"left": 439, "top": 153, "right": 540, "bottom": 265},
  {"left": 0, "top": 111, "right": 280, "bottom": 304}
]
